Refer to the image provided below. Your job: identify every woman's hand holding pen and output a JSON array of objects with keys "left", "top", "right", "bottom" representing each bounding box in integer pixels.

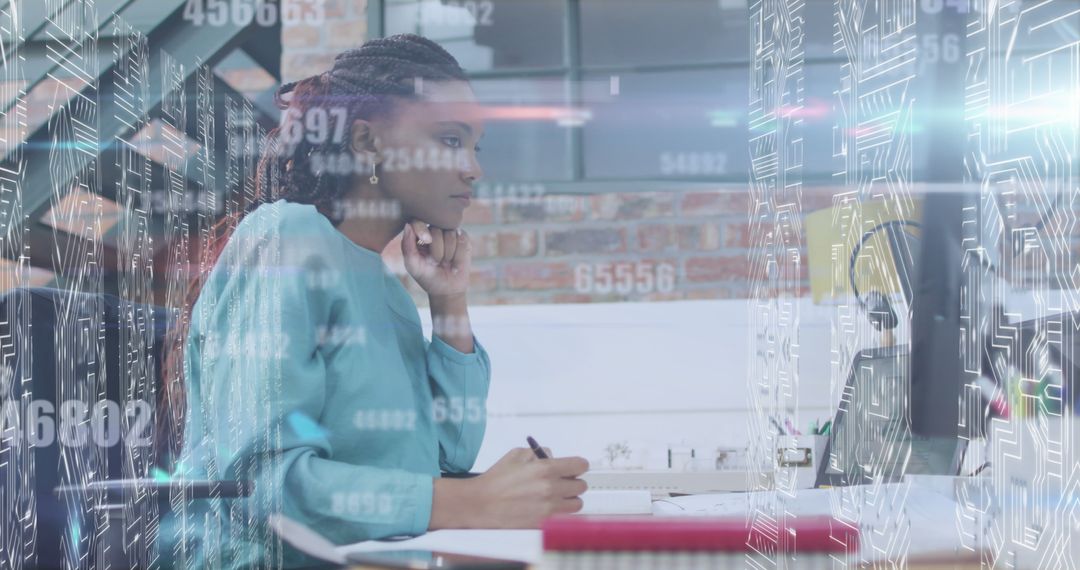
[
  {"left": 429, "top": 447, "right": 589, "bottom": 530},
  {"left": 473, "top": 447, "right": 589, "bottom": 526}
]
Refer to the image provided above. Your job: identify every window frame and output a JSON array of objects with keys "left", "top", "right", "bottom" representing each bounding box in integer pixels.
[{"left": 367, "top": 0, "right": 787, "bottom": 193}]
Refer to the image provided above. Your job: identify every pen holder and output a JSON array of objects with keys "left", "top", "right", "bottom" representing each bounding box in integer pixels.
[{"left": 775, "top": 435, "right": 827, "bottom": 490}]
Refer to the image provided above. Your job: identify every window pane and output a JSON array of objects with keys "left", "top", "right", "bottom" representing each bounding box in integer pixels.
[
  {"left": 582, "top": 69, "right": 747, "bottom": 179},
  {"left": 386, "top": 0, "right": 566, "bottom": 72},
  {"left": 801, "top": 62, "right": 844, "bottom": 181},
  {"left": 580, "top": 0, "right": 750, "bottom": 67},
  {"left": 471, "top": 76, "right": 573, "bottom": 181},
  {"left": 803, "top": 2, "right": 840, "bottom": 60}
]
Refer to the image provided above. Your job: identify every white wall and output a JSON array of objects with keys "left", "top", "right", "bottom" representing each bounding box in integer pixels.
[{"left": 422, "top": 298, "right": 844, "bottom": 471}]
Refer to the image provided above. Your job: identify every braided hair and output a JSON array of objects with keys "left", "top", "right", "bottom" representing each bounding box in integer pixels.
[
  {"left": 157, "top": 34, "right": 470, "bottom": 467},
  {"left": 258, "top": 33, "right": 469, "bottom": 222}
]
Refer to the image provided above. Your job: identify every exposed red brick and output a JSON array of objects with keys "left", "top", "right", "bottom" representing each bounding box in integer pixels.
[
  {"left": 724, "top": 219, "right": 801, "bottom": 249},
  {"left": 496, "top": 230, "right": 538, "bottom": 257},
  {"left": 283, "top": 54, "right": 336, "bottom": 82},
  {"left": 679, "top": 191, "right": 750, "bottom": 217},
  {"left": 501, "top": 200, "right": 585, "bottom": 223},
  {"left": 544, "top": 195, "right": 589, "bottom": 220},
  {"left": 586, "top": 194, "right": 618, "bottom": 221},
  {"left": 723, "top": 222, "right": 750, "bottom": 248},
  {"left": 482, "top": 294, "right": 535, "bottom": 306},
  {"left": 544, "top": 227, "right": 626, "bottom": 256},
  {"left": 282, "top": 24, "right": 323, "bottom": 49},
  {"left": 677, "top": 222, "right": 723, "bottom": 251},
  {"left": 467, "top": 229, "right": 536, "bottom": 259},
  {"left": 469, "top": 264, "right": 497, "bottom": 292},
  {"left": 685, "top": 287, "right": 746, "bottom": 300},
  {"left": 324, "top": 0, "right": 351, "bottom": 19},
  {"left": 735, "top": 220, "right": 785, "bottom": 248},
  {"left": 326, "top": 19, "right": 368, "bottom": 49},
  {"left": 684, "top": 255, "right": 751, "bottom": 283},
  {"left": 503, "top": 261, "right": 575, "bottom": 290},
  {"left": 463, "top": 200, "right": 495, "bottom": 224},
  {"left": 468, "top": 231, "right": 498, "bottom": 260},
  {"left": 561, "top": 258, "right": 681, "bottom": 300},
  {"left": 639, "top": 291, "right": 690, "bottom": 302},
  {"left": 550, "top": 293, "right": 595, "bottom": 304},
  {"left": 589, "top": 192, "right": 675, "bottom": 221},
  {"left": 637, "top": 224, "right": 675, "bottom": 252},
  {"left": 749, "top": 280, "right": 810, "bottom": 298}
]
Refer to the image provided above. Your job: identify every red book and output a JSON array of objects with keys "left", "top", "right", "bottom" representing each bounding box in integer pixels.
[{"left": 541, "top": 515, "right": 857, "bottom": 553}]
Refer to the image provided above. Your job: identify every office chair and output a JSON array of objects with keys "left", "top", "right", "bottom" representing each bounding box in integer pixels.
[{"left": 0, "top": 287, "right": 251, "bottom": 569}]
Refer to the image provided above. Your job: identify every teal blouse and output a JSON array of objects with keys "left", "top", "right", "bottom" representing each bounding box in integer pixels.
[{"left": 174, "top": 199, "right": 491, "bottom": 568}]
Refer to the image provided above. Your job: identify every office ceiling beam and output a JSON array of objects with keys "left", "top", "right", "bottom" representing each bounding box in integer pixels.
[
  {"left": 93, "top": 68, "right": 277, "bottom": 211},
  {"left": 0, "top": 0, "right": 145, "bottom": 119},
  {"left": 8, "top": 0, "right": 267, "bottom": 260},
  {"left": 239, "top": 28, "right": 282, "bottom": 82}
]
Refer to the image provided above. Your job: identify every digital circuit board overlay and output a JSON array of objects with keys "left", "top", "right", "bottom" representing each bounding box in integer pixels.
[
  {"left": 0, "top": 2, "right": 279, "bottom": 567},
  {"left": 747, "top": 0, "right": 1079, "bottom": 567}
]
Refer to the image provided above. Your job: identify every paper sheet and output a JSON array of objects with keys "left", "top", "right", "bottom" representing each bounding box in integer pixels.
[
  {"left": 651, "top": 483, "right": 977, "bottom": 563},
  {"left": 580, "top": 489, "right": 654, "bottom": 515},
  {"left": 336, "top": 529, "right": 543, "bottom": 565}
]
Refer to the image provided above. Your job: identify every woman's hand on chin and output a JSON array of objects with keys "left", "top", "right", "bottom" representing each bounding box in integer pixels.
[{"left": 402, "top": 219, "right": 472, "bottom": 299}]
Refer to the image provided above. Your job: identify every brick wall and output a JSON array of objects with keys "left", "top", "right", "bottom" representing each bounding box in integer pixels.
[
  {"left": 281, "top": 0, "right": 367, "bottom": 83},
  {"left": 273, "top": 0, "right": 777, "bottom": 306},
  {"left": 379, "top": 188, "right": 790, "bottom": 306},
  {"left": 5, "top": 2, "right": 1076, "bottom": 306},
  {"left": 259, "top": 1, "right": 1080, "bottom": 307}
]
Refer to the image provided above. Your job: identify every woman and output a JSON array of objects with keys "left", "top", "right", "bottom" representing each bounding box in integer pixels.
[{"left": 164, "top": 34, "right": 588, "bottom": 568}]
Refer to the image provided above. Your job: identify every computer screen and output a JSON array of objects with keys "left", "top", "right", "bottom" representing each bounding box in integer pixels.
[{"left": 817, "top": 346, "right": 966, "bottom": 487}]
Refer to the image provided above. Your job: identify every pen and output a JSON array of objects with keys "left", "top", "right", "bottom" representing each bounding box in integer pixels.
[
  {"left": 526, "top": 435, "right": 549, "bottom": 459},
  {"left": 769, "top": 417, "right": 786, "bottom": 435},
  {"left": 969, "top": 461, "right": 991, "bottom": 477}
]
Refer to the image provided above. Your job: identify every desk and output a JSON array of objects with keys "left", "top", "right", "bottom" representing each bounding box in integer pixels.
[
  {"left": 332, "top": 478, "right": 996, "bottom": 568},
  {"left": 334, "top": 529, "right": 986, "bottom": 569}
]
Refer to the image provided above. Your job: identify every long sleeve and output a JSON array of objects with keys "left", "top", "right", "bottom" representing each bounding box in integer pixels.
[
  {"left": 426, "top": 334, "right": 491, "bottom": 473},
  {"left": 184, "top": 207, "right": 435, "bottom": 568}
]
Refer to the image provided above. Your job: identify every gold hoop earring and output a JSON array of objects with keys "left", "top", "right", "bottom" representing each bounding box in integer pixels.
[{"left": 369, "top": 160, "right": 378, "bottom": 185}]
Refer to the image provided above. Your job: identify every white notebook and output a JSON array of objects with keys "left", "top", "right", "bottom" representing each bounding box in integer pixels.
[
  {"left": 577, "top": 489, "right": 654, "bottom": 515},
  {"left": 338, "top": 530, "right": 541, "bottom": 565}
]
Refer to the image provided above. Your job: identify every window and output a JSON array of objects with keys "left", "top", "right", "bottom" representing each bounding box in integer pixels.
[{"left": 377, "top": 0, "right": 757, "bottom": 188}]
